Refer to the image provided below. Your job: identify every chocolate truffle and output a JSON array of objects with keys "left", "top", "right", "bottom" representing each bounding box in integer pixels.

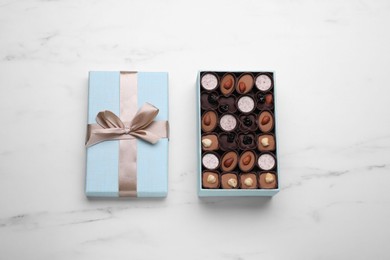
[
  {"left": 219, "top": 132, "right": 238, "bottom": 151},
  {"left": 202, "top": 134, "right": 219, "bottom": 151},
  {"left": 218, "top": 96, "right": 237, "bottom": 113},
  {"left": 220, "top": 73, "right": 235, "bottom": 96},
  {"left": 240, "top": 173, "right": 257, "bottom": 189},
  {"left": 257, "top": 93, "right": 274, "bottom": 110},
  {"left": 257, "top": 153, "right": 276, "bottom": 170},
  {"left": 201, "top": 73, "right": 219, "bottom": 91},
  {"left": 259, "top": 172, "right": 277, "bottom": 189},
  {"left": 239, "top": 114, "right": 257, "bottom": 132},
  {"left": 258, "top": 134, "right": 275, "bottom": 152},
  {"left": 219, "top": 114, "right": 237, "bottom": 132},
  {"left": 202, "top": 153, "right": 220, "bottom": 170},
  {"left": 202, "top": 110, "right": 218, "bottom": 132},
  {"left": 221, "top": 151, "right": 238, "bottom": 172},
  {"left": 202, "top": 171, "right": 220, "bottom": 189},
  {"left": 236, "top": 73, "right": 254, "bottom": 94},
  {"left": 201, "top": 92, "right": 219, "bottom": 110},
  {"left": 238, "top": 133, "right": 256, "bottom": 150},
  {"left": 239, "top": 150, "right": 256, "bottom": 172},
  {"left": 221, "top": 173, "right": 238, "bottom": 189},
  {"left": 237, "top": 96, "right": 255, "bottom": 113},
  {"left": 255, "top": 74, "right": 273, "bottom": 92},
  {"left": 258, "top": 111, "right": 274, "bottom": 133}
]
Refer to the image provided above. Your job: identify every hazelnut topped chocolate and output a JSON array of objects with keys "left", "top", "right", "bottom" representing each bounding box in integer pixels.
[
  {"left": 240, "top": 173, "right": 257, "bottom": 189},
  {"left": 258, "top": 134, "right": 275, "bottom": 151},
  {"left": 202, "top": 134, "right": 219, "bottom": 151},
  {"left": 202, "top": 171, "right": 220, "bottom": 189},
  {"left": 236, "top": 73, "right": 254, "bottom": 94},
  {"left": 221, "top": 173, "right": 238, "bottom": 189},
  {"left": 201, "top": 73, "right": 219, "bottom": 91},
  {"left": 259, "top": 172, "right": 277, "bottom": 189},
  {"left": 220, "top": 73, "right": 235, "bottom": 96}
]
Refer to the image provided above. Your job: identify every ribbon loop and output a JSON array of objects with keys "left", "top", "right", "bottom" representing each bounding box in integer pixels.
[{"left": 86, "top": 103, "right": 168, "bottom": 147}]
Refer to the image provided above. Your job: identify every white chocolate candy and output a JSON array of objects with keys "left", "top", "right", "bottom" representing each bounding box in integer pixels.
[
  {"left": 202, "top": 153, "right": 219, "bottom": 170},
  {"left": 201, "top": 73, "right": 218, "bottom": 90},
  {"left": 237, "top": 96, "right": 255, "bottom": 113},
  {"left": 220, "top": 114, "right": 237, "bottom": 131},
  {"left": 255, "top": 74, "right": 272, "bottom": 91},
  {"left": 258, "top": 153, "right": 276, "bottom": 170}
]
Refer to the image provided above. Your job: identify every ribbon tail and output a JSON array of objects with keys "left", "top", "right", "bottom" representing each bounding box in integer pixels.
[{"left": 130, "top": 131, "right": 160, "bottom": 144}]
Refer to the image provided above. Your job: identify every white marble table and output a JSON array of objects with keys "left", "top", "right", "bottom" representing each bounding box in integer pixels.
[{"left": 1, "top": 0, "right": 389, "bottom": 259}]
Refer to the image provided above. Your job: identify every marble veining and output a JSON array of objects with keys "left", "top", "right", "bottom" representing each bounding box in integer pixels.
[{"left": 1, "top": 0, "right": 390, "bottom": 259}]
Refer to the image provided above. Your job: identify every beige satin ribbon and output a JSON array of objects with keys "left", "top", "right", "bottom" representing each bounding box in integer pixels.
[{"left": 85, "top": 103, "right": 168, "bottom": 147}]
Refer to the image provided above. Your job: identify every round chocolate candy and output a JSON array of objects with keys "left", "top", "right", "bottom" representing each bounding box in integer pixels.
[
  {"left": 255, "top": 74, "right": 273, "bottom": 92},
  {"left": 237, "top": 95, "right": 255, "bottom": 113},
  {"left": 202, "top": 153, "right": 220, "bottom": 170},
  {"left": 219, "top": 114, "right": 237, "bottom": 132},
  {"left": 257, "top": 153, "right": 276, "bottom": 171},
  {"left": 201, "top": 73, "right": 219, "bottom": 91}
]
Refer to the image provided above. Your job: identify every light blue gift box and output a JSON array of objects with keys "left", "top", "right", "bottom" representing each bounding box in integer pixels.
[
  {"left": 86, "top": 71, "right": 169, "bottom": 197},
  {"left": 197, "top": 71, "right": 279, "bottom": 197}
]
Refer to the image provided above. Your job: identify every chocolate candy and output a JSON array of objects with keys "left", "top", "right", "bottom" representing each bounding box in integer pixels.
[
  {"left": 240, "top": 173, "right": 257, "bottom": 189},
  {"left": 259, "top": 172, "right": 277, "bottom": 189},
  {"left": 201, "top": 73, "right": 219, "bottom": 91},
  {"left": 220, "top": 73, "right": 235, "bottom": 96},
  {"left": 221, "top": 173, "right": 238, "bottom": 189},
  {"left": 239, "top": 150, "right": 256, "bottom": 172},
  {"left": 202, "top": 153, "right": 220, "bottom": 170},
  {"left": 255, "top": 74, "right": 273, "bottom": 92},
  {"left": 257, "top": 153, "right": 276, "bottom": 171},
  {"left": 202, "top": 134, "right": 219, "bottom": 151},
  {"left": 202, "top": 110, "right": 218, "bottom": 132},
  {"left": 199, "top": 71, "right": 278, "bottom": 191},
  {"left": 202, "top": 171, "right": 220, "bottom": 189}
]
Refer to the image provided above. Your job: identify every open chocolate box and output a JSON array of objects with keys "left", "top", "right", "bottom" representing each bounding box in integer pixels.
[{"left": 197, "top": 71, "right": 279, "bottom": 196}]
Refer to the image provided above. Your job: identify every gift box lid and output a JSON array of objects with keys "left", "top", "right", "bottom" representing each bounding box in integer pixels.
[{"left": 86, "top": 71, "right": 169, "bottom": 197}]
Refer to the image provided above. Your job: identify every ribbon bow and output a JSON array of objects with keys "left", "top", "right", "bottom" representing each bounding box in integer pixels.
[{"left": 86, "top": 103, "right": 168, "bottom": 147}]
